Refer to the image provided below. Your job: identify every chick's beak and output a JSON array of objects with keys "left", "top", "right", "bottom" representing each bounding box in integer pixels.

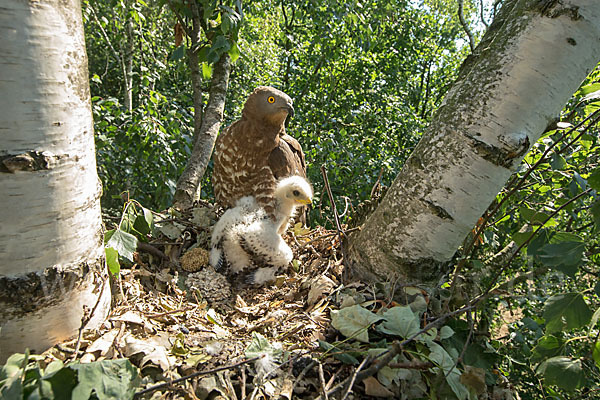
[{"left": 297, "top": 197, "right": 312, "bottom": 205}]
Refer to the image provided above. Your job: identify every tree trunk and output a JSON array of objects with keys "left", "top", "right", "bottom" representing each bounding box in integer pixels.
[
  {"left": 0, "top": 0, "right": 110, "bottom": 362},
  {"left": 173, "top": 53, "right": 231, "bottom": 210},
  {"left": 347, "top": 0, "right": 600, "bottom": 285}
]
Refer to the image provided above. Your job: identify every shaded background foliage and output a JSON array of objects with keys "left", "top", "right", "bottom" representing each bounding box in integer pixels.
[{"left": 84, "top": 0, "right": 471, "bottom": 214}]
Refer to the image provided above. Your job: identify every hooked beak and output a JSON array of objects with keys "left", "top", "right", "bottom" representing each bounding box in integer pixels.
[
  {"left": 283, "top": 102, "right": 294, "bottom": 118},
  {"left": 296, "top": 198, "right": 312, "bottom": 205}
]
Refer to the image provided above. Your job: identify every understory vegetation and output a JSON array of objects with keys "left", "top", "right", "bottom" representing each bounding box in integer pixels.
[{"left": 2, "top": 0, "right": 600, "bottom": 399}]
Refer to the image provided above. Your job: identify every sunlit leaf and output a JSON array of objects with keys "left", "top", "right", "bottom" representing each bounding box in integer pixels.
[
  {"left": 105, "top": 229, "right": 138, "bottom": 262},
  {"left": 105, "top": 247, "right": 120, "bottom": 275},
  {"left": 331, "top": 304, "right": 383, "bottom": 343}
]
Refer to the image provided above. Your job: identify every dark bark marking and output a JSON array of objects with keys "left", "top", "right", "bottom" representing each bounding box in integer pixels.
[
  {"left": 0, "top": 151, "right": 64, "bottom": 173},
  {"left": 465, "top": 134, "right": 530, "bottom": 168},
  {"left": 0, "top": 258, "right": 104, "bottom": 321},
  {"left": 421, "top": 199, "right": 454, "bottom": 221},
  {"left": 538, "top": 0, "right": 582, "bottom": 20}
]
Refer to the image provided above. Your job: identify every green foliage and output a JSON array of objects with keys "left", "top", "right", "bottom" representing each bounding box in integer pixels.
[
  {"left": 0, "top": 351, "right": 140, "bottom": 400},
  {"left": 459, "top": 65, "right": 600, "bottom": 398},
  {"left": 104, "top": 199, "right": 155, "bottom": 275}
]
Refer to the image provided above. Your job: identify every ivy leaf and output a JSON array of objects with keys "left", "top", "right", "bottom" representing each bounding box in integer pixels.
[
  {"left": 105, "top": 229, "right": 138, "bottom": 262},
  {"left": 331, "top": 305, "right": 383, "bottom": 343},
  {"left": 70, "top": 359, "right": 140, "bottom": 400},
  {"left": 530, "top": 335, "right": 564, "bottom": 363},
  {"left": 378, "top": 306, "right": 419, "bottom": 338},
  {"left": 428, "top": 342, "right": 470, "bottom": 400},
  {"left": 543, "top": 293, "right": 593, "bottom": 333},
  {"left": 538, "top": 356, "right": 584, "bottom": 392}
]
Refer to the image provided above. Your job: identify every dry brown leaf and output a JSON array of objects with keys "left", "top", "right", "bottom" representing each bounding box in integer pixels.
[
  {"left": 174, "top": 23, "right": 184, "bottom": 47},
  {"left": 123, "top": 333, "right": 174, "bottom": 371},
  {"left": 86, "top": 328, "right": 119, "bottom": 356},
  {"left": 460, "top": 365, "right": 487, "bottom": 395},
  {"left": 363, "top": 376, "right": 395, "bottom": 397},
  {"left": 307, "top": 275, "right": 335, "bottom": 307}
]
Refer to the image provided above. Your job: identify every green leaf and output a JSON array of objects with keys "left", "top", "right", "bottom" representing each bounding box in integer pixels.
[
  {"left": 202, "top": 62, "right": 213, "bottom": 80},
  {"left": 591, "top": 200, "right": 600, "bottom": 230},
  {"left": 550, "top": 153, "right": 566, "bottom": 170},
  {"left": 331, "top": 305, "right": 383, "bottom": 343},
  {"left": 211, "top": 35, "right": 231, "bottom": 54},
  {"left": 593, "top": 342, "right": 600, "bottom": 368},
  {"left": 538, "top": 356, "right": 584, "bottom": 392},
  {"left": 378, "top": 306, "right": 420, "bottom": 338},
  {"left": 530, "top": 335, "right": 564, "bottom": 363},
  {"left": 105, "top": 229, "right": 138, "bottom": 262},
  {"left": 245, "top": 333, "right": 282, "bottom": 360},
  {"left": 538, "top": 241, "right": 585, "bottom": 275},
  {"left": 543, "top": 292, "right": 593, "bottom": 333},
  {"left": 318, "top": 340, "right": 359, "bottom": 365},
  {"left": 428, "top": 342, "right": 469, "bottom": 400},
  {"left": 105, "top": 247, "right": 120, "bottom": 276},
  {"left": 228, "top": 41, "right": 240, "bottom": 63},
  {"left": 43, "top": 366, "right": 78, "bottom": 400},
  {"left": 133, "top": 207, "right": 153, "bottom": 236},
  {"left": 70, "top": 359, "right": 139, "bottom": 400},
  {"left": 170, "top": 45, "right": 185, "bottom": 61},
  {"left": 589, "top": 168, "right": 600, "bottom": 191}
]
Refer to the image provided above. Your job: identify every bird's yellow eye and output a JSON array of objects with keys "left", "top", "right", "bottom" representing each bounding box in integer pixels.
[{"left": 267, "top": 96, "right": 275, "bottom": 104}]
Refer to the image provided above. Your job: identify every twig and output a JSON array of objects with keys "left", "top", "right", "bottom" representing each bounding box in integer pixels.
[
  {"left": 388, "top": 360, "right": 433, "bottom": 369},
  {"left": 318, "top": 361, "right": 329, "bottom": 400},
  {"left": 145, "top": 305, "right": 195, "bottom": 319},
  {"left": 465, "top": 188, "right": 592, "bottom": 312},
  {"left": 291, "top": 360, "right": 317, "bottom": 394},
  {"left": 71, "top": 273, "right": 109, "bottom": 361},
  {"left": 133, "top": 356, "right": 262, "bottom": 398},
  {"left": 341, "top": 356, "right": 369, "bottom": 400},
  {"left": 320, "top": 166, "right": 350, "bottom": 281},
  {"left": 457, "top": 0, "right": 475, "bottom": 52},
  {"left": 137, "top": 242, "right": 169, "bottom": 260},
  {"left": 448, "top": 109, "right": 600, "bottom": 303},
  {"left": 370, "top": 167, "right": 384, "bottom": 199},
  {"left": 240, "top": 366, "right": 247, "bottom": 399}
]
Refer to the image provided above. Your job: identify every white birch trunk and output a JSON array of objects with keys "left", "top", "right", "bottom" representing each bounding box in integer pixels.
[
  {"left": 347, "top": 0, "right": 600, "bottom": 285},
  {"left": 0, "top": 0, "right": 110, "bottom": 362}
]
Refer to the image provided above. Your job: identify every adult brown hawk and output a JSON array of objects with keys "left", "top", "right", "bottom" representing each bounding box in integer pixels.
[{"left": 212, "top": 86, "right": 306, "bottom": 219}]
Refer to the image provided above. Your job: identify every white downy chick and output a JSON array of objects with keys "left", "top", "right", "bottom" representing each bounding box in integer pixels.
[{"left": 210, "top": 176, "right": 312, "bottom": 284}]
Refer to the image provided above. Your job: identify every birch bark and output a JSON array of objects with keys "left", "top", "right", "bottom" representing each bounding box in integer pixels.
[
  {"left": 0, "top": 0, "right": 110, "bottom": 361},
  {"left": 347, "top": 0, "right": 600, "bottom": 285}
]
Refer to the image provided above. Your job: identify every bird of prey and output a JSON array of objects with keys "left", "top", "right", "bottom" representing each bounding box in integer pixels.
[
  {"left": 212, "top": 86, "right": 306, "bottom": 220},
  {"left": 209, "top": 176, "right": 313, "bottom": 284}
]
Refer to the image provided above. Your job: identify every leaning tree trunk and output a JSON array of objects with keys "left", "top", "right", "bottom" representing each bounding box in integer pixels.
[
  {"left": 0, "top": 0, "right": 110, "bottom": 362},
  {"left": 173, "top": 53, "right": 231, "bottom": 210},
  {"left": 347, "top": 0, "right": 600, "bottom": 285}
]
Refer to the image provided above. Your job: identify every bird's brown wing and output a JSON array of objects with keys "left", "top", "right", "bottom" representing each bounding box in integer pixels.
[
  {"left": 268, "top": 134, "right": 308, "bottom": 226},
  {"left": 268, "top": 134, "right": 306, "bottom": 179}
]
